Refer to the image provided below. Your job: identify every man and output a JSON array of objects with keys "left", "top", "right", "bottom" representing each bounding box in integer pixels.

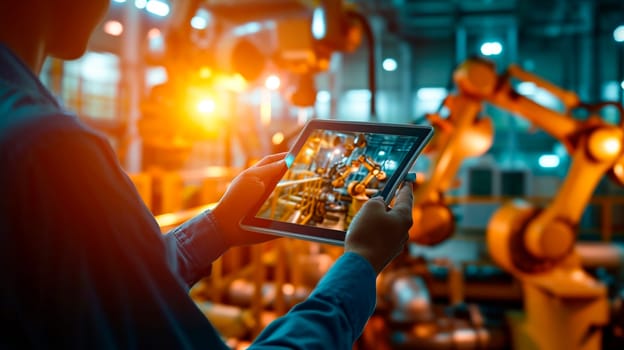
[{"left": 0, "top": 1, "right": 414, "bottom": 349}]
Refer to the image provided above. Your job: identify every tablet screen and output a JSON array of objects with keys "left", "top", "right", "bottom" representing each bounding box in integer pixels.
[{"left": 241, "top": 120, "right": 433, "bottom": 245}]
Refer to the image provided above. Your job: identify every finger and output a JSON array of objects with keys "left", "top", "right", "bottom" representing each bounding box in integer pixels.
[
  {"left": 244, "top": 158, "right": 287, "bottom": 182},
  {"left": 357, "top": 196, "right": 387, "bottom": 214},
  {"left": 251, "top": 152, "right": 288, "bottom": 168},
  {"left": 390, "top": 182, "right": 414, "bottom": 217}
]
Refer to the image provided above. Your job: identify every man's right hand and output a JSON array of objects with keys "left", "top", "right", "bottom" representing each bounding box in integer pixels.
[{"left": 344, "top": 182, "right": 414, "bottom": 275}]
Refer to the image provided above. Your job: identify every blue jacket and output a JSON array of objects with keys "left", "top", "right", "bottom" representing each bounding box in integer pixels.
[{"left": 0, "top": 44, "right": 376, "bottom": 349}]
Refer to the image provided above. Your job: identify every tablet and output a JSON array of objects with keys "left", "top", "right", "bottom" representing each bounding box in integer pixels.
[{"left": 240, "top": 119, "right": 433, "bottom": 245}]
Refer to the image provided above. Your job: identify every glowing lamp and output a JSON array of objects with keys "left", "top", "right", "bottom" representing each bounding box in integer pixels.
[
  {"left": 272, "top": 132, "right": 285, "bottom": 145},
  {"left": 197, "top": 98, "right": 215, "bottom": 115},
  {"left": 312, "top": 7, "right": 327, "bottom": 40},
  {"left": 145, "top": 0, "right": 170, "bottom": 17},
  {"left": 104, "top": 21, "right": 124, "bottom": 36},
  {"left": 382, "top": 58, "right": 397, "bottom": 72},
  {"left": 265, "top": 75, "right": 281, "bottom": 90},
  {"left": 480, "top": 41, "right": 503, "bottom": 56},
  {"left": 614, "top": 25, "right": 624, "bottom": 43},
  {"left": 538, "top": 154, "right": 560, "bottom": 168},
  {"left": 191, "top": 16, "right": 208, "bottom": 30}
]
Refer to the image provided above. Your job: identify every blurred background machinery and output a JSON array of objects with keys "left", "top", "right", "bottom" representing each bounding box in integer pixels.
[{"left": 37, "top": 0, "right": 624, "bottom": 348}]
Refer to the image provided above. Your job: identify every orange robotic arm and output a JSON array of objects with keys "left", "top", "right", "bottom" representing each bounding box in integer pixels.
[
  {"left": 412, "top": 57, "right": 624, "bottom": 265},
  {"left": 431, "top": 57, "right": 624, "bottom": 350},
  {"left": 347, "top": 154, "right": 387, "bottom": 197},
  {"left": 478, "top": 59, "right": 624, "bottom": 350},
  {"left": 468, "top": 59, "right": 624, "bottom": 272},
  {"left": 410, "top": 92, "right": 494, "bottom": 245}
]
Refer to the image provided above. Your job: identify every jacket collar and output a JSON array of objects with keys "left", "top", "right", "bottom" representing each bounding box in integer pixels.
[{"left": 0, "top": 42, "right": 61, "bottom": 107}]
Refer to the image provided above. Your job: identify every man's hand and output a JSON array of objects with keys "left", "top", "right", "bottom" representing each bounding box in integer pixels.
[
  {"left": 345, "top": 182, "right": 414, "bottom": 275},
  {"left": 211, "top": 153, "right": 287, "bottom": 248}
]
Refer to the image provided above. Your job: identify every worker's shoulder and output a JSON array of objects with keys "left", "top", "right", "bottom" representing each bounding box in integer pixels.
[{"left": 1, "top": 83, "right": 92, "bottom": 140}]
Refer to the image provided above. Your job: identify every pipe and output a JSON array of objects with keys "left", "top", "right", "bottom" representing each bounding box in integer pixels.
[
  {"left": 576, "top": 242, "right": 624, "bottom": 269},
  {"left": 346, "top": 10, "right": 377, "bottom": 120}
]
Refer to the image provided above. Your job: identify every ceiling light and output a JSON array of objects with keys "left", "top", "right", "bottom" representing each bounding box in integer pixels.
[
  {"left": 145, "top": 0, "right": 170, "bottom": 17},
  {"left": 382, "top": 58, "right": 397, "bottom": 72},
  {"left": 104, "top": 20, "right": 124, "bottom": 36}
]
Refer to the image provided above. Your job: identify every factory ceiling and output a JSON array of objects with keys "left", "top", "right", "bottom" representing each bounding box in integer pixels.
[
  {"left": 93, "top": 0, "right": 624, "bottom": 54},
  {"left": 353, "top": 0, "right": 623, "bottom": 40}
]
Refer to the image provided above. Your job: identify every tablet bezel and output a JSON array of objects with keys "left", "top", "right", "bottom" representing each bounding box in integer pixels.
[{"left": 239, "top": 119, "right": 434, "bottom": 245}]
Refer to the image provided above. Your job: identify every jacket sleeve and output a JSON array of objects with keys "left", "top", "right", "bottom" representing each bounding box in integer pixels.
[
  {"left": 248, "top": 252, "right": 377, "bottom": 350},
  {"left": 162, "top": 211, "right": 228, "bottom": 288}
]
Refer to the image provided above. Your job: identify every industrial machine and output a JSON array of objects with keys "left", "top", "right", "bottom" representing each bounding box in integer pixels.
[
  {"left": 139, "top": 0, "right": 369, "bottom": 170},
  {"left": 139, "top": 2, "right": 624, "bottom": 348},
  {"left": 406, "top": 56, "right": 624, "bottom": 350}
]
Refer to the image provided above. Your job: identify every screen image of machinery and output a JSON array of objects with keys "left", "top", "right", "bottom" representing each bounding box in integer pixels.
[{"left": 254, "top": 128, "right": 421, "bottom": 231}]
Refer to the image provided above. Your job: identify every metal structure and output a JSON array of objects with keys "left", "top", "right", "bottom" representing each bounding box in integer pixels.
[{"left": 408, "top": 56, "right": 624, "bottom": 350}]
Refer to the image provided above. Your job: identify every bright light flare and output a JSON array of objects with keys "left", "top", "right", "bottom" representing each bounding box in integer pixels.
[
  {"left": 538, "top": 154, "right": 560, "bottom": 168},
  {"left": 196, "top": 98, "right": 215, "bottom": 115},
  {"left": 191, "top": 16, "right": 208, "bottom": 30},
  {"left": 146, "top": 0, "right": 170, "bottom": 17},
  {"left": 312, "top": 7, "right": 327, "bottom": 40},
  {"left": 480, "top": 41, "right": 503, "bottom": 56},
  {"left": 265, "top": 75, "right": 281, "bottom": 90},
  {"left": 104, "top": 20, "right": 124, "bottom": 36},
  {"left": 272, "top": 132, "right": 285, "bottom": 145},
  {"left": 191, "top": 8, "right": 213, "bottom": 30},
  {"left": 602, "top": 137, "right": 622, "bottom": 156},
  {"left": 614, "top": 25, "right": 624, "bottom": 43},
  {"left": 382, "top": 58, "right": 397, "bottom": 72}
]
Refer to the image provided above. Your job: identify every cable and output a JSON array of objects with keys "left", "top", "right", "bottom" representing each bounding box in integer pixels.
[{"left": 346, "top": 10, "right": 377, "bottom": 120}]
